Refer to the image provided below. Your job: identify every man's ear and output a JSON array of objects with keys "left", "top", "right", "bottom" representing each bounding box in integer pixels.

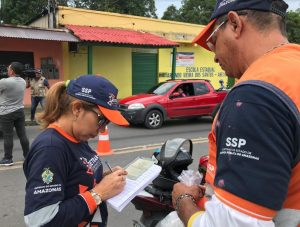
[{"left": 227, "top": 11, "right": 243, "bottom": 38}]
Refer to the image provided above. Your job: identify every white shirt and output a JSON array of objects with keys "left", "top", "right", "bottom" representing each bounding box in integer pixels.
[{"left": 189, "top": 196, "right": 274, "bottom": 227}]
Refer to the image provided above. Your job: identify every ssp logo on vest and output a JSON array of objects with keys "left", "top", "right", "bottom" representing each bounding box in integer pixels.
[
  {"left": 223, "top": 137, "right": 259, "bottom": 161},
  {"left": 225, "top": 137, "right": 246, "bottom": 148}
]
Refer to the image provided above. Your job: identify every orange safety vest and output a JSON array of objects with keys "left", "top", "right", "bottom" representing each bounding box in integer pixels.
[{"left": 206, "top": 44, "right": 300, "bottom": 224}]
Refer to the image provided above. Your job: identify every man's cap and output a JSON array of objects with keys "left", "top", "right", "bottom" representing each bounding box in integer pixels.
[
  {"left": 193, "top": 19, "right": 217, "bottom": 51},
  {"left": 66, "top": 75, "right": 129, "bottom": 126},
  {"left": 193, "top": 0, "right": 289, "bottom": 51}
]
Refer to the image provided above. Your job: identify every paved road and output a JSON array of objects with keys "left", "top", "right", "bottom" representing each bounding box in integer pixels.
[{"left": 0, "top": 118, "right": 211, "bottom": 226}]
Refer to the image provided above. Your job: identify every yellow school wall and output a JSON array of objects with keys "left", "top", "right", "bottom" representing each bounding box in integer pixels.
[
  {"left": 68, "top": 45, "right": 88, "bottom": 79},
  {"left": 68, "top": 45, "right": 132, "bottom": 98},
  {"left": 58, "top": 6, "right": 203, "bottom": 42},
  {"left": 158, "top": 45, "right": 226, "bottom": 89},
  {"left": 59, "top": 6, "right": 227, "bottom": 93},
  {"left": 93, "top": 46, "right": 132, "bottom": 99}
]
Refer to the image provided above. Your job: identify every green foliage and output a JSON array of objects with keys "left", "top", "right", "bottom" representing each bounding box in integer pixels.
[
  {"left": 161, "top": 5, "right": 181, "bottom": 21},
  {"left": 71, "top": 0, "right": 157, "bottom": 18},
  {"left": 0, "top": 0, "right": 70, "bottom": 24},
  {"left": 1, "top": 0, "right": 45, "bottom": 24},
  {"left": 161, "top": 0, "right": 215, "bottom": 24},
  {"left": 180, "top": 0, "right": 215, "bottom": 24},
  {"left": 286, "top": 10, "right": 300, "bottom": 44},
  {"left": 0, "top": 0, "right": 157, "bottom": 25}
]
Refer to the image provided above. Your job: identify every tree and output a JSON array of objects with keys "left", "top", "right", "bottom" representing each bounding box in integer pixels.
[
  {"left": 179, "top": 0, "right": 215, "bottom": 24},
  {"left": 161, "top": 5, "right": 181, "bottom": 21},
  {"left": 0, "top": 0, "right": 157, "bottom": 25},
  {"left": 0, "top": 0, "right": 69, "bottom": 25},
  {"left": 1, "top": 0, "right": 44, "bottom": 24},
  {"left": 286, "top": 10, "right": 300, "bottom": 44},
  {"left": 161, "top": 0, "right": 215, "bottom": 25},
  {"left": 71, "top": 0, "right": 157, "bottom": 18}
]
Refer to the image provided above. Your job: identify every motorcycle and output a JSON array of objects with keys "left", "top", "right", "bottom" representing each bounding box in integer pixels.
[{"left": 131, "top": 138, "right": 208, "bottom": 227}]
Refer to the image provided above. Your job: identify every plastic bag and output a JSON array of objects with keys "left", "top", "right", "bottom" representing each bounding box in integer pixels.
[
  {"left": 155, "top": 211, "right": 184, "bottom": 227},
  {"left": 178, "top": 169, "right": 203, "bottom": 186}
]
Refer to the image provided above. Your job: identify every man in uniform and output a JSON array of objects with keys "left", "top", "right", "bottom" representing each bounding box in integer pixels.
[
  {"left": 26, "top": 69, "right": 50, "bottom": 121},
  {"left": 172, "top": 1, "right": 300, "bottom": 226}
]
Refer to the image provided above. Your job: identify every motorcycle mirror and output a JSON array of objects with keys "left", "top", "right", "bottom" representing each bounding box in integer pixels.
[{"left": 159, "top": 138, "right": 192, "bottom": 167}]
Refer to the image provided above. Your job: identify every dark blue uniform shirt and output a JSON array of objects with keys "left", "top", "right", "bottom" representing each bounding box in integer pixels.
[
  {"left": 24, "top": 128, "right": 107, "bottom": 226},
  {"left": 214, "top": 85, "right": 299, "bottom": 210}
]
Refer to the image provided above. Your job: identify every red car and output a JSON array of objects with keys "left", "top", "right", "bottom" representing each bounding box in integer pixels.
[{"left": 119, "top": 79, "right": 228, "bottom": 129}]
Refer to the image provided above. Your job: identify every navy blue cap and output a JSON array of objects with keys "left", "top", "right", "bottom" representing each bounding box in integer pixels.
[
  {"left": 211, "top": 0, "right": 288, "bottom": 20},
  {"left": 193, "top": 0, "right": 288, "bottom": 51},
  {"left": 66, "top": 75, "right": 129, "bottom": 126}
]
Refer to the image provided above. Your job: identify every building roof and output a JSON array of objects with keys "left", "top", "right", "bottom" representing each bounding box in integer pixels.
[
  {"left": 0, "top": 25, "right": 79, "bottom": 42},
  {"left": 66, "top": 24, "right": 178, "bottom": 47}
]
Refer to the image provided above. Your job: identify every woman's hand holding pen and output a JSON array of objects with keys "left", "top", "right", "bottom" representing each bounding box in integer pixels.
[
  {"left": 93, "top": 168, "right": 128, "bottom": 201},
  {"left": 103, "top": 166, "right": 123, "bottom": 176}
]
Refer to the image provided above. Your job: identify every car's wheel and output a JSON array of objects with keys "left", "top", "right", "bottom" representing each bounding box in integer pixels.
[{"left": 144, "top": 110, "right": 163, "bottom": 129}]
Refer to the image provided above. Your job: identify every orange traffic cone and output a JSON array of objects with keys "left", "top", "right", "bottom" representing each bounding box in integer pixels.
[{"left": 96, "top": 126, "right": 113, "bottom": 155}]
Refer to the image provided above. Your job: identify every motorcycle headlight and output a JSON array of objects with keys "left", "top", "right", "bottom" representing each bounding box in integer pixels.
[{"left": 128, "top": 103, "right": 145, "bottom": 110}]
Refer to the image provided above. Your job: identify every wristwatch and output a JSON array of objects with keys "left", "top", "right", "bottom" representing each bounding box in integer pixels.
[{"left": 89, "top": 190, "right": 102, "bottom": 206}]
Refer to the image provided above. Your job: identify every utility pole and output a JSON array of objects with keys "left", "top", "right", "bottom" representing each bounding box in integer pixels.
[
  {"left": 0, "top": 0, "right": 5, "bottom": 24},
  {"left": 48, "top": 0, "right": 57, "bottom": 28},
  {"left": 171, "top": 47, "right": 177, "bottom": 80}
]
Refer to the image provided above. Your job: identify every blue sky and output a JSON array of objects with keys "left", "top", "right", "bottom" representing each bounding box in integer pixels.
[
  {"left": 155, "top": 0, "right": 181, "bottom": 18},
  {"left": 155, "top": 0, "right": 300, "bottom": 18}
]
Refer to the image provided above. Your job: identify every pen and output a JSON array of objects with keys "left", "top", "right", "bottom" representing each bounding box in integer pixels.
[{"left": 105, "top": 160, "right": 113, "bottom": 173}]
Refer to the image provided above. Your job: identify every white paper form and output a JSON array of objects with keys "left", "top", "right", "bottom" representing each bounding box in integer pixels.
[{"left": 107, "top": 158, "right": 162, "bottom": 212}]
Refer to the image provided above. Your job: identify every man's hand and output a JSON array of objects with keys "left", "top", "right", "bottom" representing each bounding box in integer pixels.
[
  {"left": 172, "top": 183, "right": 204, "bottom": 208},
  {"left": 172, "top": 183, "right": 205, "bottom": 226}
]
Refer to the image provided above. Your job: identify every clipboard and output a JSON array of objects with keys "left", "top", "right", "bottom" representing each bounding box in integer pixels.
[{"left": 106, "top": 157, "right": 162, "bottom": 212}]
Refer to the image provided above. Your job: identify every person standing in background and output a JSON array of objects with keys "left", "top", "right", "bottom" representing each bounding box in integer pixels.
[
  {"left": 218, "top": 79, "right": 225, "bottom": 90},
  {"left": 0, "top": 62, "right": 29, "bottom": 166},
  {"left": 26, "top": 69, "right": 50, "bottom": 121}
]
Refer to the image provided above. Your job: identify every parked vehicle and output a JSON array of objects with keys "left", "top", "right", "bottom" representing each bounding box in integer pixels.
[
  {"left": 131, "top": 138, "right": 208, "bottom": 227},
  {"left": 119, "top": 79, "right": 227, "bottom": 129}
]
